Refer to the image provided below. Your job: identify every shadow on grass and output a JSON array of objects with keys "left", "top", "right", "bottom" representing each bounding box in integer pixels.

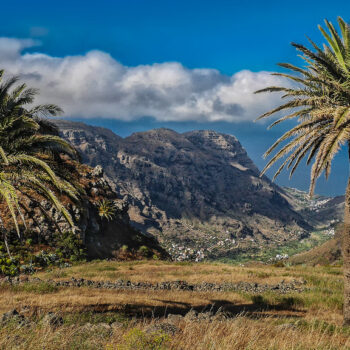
[{"left": 55, "top": 295, "right": 305, "bottom": 321}]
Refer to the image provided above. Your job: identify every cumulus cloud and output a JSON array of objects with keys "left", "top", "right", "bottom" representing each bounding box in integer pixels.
[{"left": 0, "top": 38, "right": 288, "bottom": 122}]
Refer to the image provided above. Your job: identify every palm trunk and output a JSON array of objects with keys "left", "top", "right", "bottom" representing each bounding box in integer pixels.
[{"left": 344, "top": 146, "right": 350, "bottom": 325}]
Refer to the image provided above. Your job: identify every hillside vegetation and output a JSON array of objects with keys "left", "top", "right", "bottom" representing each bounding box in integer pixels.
[
  {"left": 289, "top": 236, "right": 342, "bottom": 266},
  {"left": 0, "top": 260, "right": 349, "bottom": 349}
]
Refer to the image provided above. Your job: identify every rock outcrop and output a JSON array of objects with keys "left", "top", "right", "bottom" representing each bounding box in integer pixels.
[
  {"left": 1, "top": 276, "right": 308, "bottom": 294},
  {"left": 22, "top": 160, "right": 167, "bottom": 260},
  {"left": 54, "top": 120, "right": 311, "bottom": 259}
]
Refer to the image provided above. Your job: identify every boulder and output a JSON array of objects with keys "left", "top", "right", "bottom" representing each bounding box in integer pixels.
[{"left": 42, "top": 312, "right": 63, "bottom": 328}]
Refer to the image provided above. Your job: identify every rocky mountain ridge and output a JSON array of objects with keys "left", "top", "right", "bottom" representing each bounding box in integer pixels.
[{"left": 55, "top": 120, "right": 312, "bottom": 260}]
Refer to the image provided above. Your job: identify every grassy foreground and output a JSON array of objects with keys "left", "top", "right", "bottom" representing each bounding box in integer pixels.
[{"left": 0, "top": 260, "right": 349, "bottom": 349}]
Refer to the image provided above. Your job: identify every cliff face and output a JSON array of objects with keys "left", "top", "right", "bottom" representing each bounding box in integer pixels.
[
  {"left": 55, "top": 120, "right": 310, "bottom": 259},
  {"left": 23, "top": 161, "right": 167, "bottom": 260}
]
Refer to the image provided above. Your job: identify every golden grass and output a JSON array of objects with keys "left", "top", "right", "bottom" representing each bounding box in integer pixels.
[
  {"left": 35, "top": 260, "right": 338, "bottom": 284},
  {"left": 1, "top": 316, "right": 349, "bottom": 350},
  {"left": 0, "top": 288, "right": 247, "bottom": 315},
  {"left": 0, "top": 260, "right": 348, "bottom": 349}
]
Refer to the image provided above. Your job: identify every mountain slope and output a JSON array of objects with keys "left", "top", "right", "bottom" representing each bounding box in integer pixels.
[
  {"left": 54, "top": 120, "right": 310, "bottom": 259},
  {"left": 283, "top": 187, "right": 344, "bottom": 228},
  {"left": 289, "top": 235, "right": 342, "bottom": 266}
]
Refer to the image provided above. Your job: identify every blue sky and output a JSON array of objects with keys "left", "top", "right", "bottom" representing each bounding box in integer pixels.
[
  {"left": 2, "top": 0, "right": 349, "bottom": 73},
  {"left": 1, "top": 0, "right": 350, "bottom": 196}
]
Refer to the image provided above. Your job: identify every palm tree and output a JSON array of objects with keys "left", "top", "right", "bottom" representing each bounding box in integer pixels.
[
  {"left": 255, "top": 17, "right": 350, "bottom": 325},
  {"left": 0, "top": 70, "right": 82, "bottom": 257}
]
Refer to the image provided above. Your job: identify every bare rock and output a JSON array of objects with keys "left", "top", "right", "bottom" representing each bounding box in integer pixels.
[
  {"left": 42, "top": 312, "right": 63, "bottom": 328},
  {"left": 92, "top": 165, "right": 104, "bottom": 177},
  {"left": 1, "top": 309, "right": 30, "bottom": 327},
  {"left": 166, "top": 314, "right": 183, "bottom": 323},
  {"left": 184, "top": 310, "right": 198, "bottom": 321},
  {"left": 146, "top": 322, "right": 180, "bottom": 335},
  {"left": 276, "top": 323, "right": 296, "bottom": 330}
]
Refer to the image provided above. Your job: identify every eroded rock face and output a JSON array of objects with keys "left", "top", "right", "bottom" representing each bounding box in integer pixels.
[
  {"left": 23, "top": 162, "right": 167, "bottom": 260},
  {"left": 54, "top": 121, "right": 310, "bottom": 259}
]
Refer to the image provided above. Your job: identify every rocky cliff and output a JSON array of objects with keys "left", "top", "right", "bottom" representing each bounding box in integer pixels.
[
  {"left": 54, "top": 120, "right": 311, "bottom": 260},
  {"left": 21, "top": 160, "right": 167, "bottom": 260}
]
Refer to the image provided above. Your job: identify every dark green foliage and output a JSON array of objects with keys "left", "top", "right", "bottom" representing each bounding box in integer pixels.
[
  {"left": 0, "top": 244, "right": 19, "bottom": 275},
  {"left": 0, "top": 230, "right": 86, "bottom": 276},
  {"left": 31, "top": 251, "right": 61, "bottom": 267},
  {"left": 54, "top": 231, "right": 86, "bottom": 262},
  {"left": 138, "top": 245, "right": 150, "bottom": 258},
  {"left": 0, "top": 255, "right": 19, "bottom": 276}
]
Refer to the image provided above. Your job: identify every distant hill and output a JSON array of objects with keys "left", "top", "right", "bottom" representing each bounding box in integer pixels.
[
  {"left": 289, "top": 235, "right": 342, "bottom": 266},
  {"left": 53, "top": 120, "right": 314, "bottom": 260},
  {"left": 283, "top": 187, "right": 344, "bottom": 229}
]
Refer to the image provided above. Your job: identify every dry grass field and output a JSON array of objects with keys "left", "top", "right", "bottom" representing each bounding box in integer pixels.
[{"left": 0, "top": 260, "right": 349, "bottom": 349}]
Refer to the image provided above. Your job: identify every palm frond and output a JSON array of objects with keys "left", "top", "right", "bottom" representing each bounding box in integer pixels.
[{"left": 256, "top": 17, "right": 350, "bottom": 196}]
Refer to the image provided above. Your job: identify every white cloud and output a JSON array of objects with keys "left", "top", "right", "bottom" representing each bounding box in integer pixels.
[{"left": 0, "top": 38, "right": 288, "bottom": 122}]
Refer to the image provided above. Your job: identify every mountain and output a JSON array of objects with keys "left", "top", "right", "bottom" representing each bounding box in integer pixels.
[{"left": 54, "top": 120, "right": 312, "bottom": 260}]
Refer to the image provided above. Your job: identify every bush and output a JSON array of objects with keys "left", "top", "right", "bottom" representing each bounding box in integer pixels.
[
  {"left": 138, "top": 246, "right": 150, "bottom": 258},
  {"left": 0, "top": 230, "right": 85, "bottom": 275},
  {"left": 54, "top": 231, "right": 86, "bottom": 262},
  {"left": 0, "top": 255, "right": 19, "bottom": 276},
  {"left": 33, "top": 251, "right": 61, "bottom": 267},
  {"left": 117, "top": 328, "right": 171, "bottom": 350},
  {"left": 20, "top": 263, "right": 35, "bottom": 274}
]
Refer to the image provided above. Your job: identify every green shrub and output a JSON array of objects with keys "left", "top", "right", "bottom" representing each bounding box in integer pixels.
[
  {"left": 33, "top": 251, "right": 61, "bottom": 267},
  {"left": 20, "top": 263, "right": 35, "bottom": 274},
  {"left": 138, "top": 246, "right": 150, "bottom": 258},
  {"left": 0, "top": 255, "right": 19, "bottom": 276},
  {"left": 54, "top": 231, "right": 86, "bottom": 262},
  {"left": 117, "top": 328, "right": 171, "bottom": 350}
]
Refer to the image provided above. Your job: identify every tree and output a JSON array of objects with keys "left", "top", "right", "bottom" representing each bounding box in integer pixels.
[
  {"left": 255, "top": 17, "right": 350, "bottom": 325},
  {"left": 0, "top": 70, "right": 82, "bottom": 257}
]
